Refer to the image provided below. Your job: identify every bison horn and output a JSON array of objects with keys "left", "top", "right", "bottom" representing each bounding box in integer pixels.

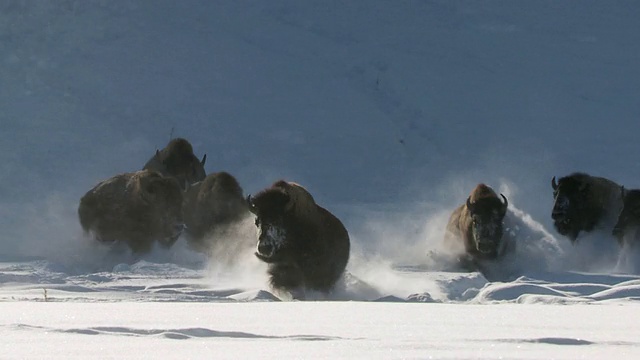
[
  {"left": 246, "top": 195, "right": 257, "bottom": 214},
  {"left": 500, "top": 193, "right": 508, "bottom": 209},
  {"left": 551, "top": 176, "right": 558, "bottom": 190},
  {"left": 201, "top": 154, "right": 207, "bottom": 166}
]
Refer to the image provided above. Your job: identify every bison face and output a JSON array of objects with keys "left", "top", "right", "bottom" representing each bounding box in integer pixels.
[
  {"left": 467, "top": 195, "right": 508, "bottom": 255},
  {"left": 613, "top": 189, "right": 640, "bottom": 239},
  {"left": 254, "top": 220, "right": 288, "bottom": 261},
  {"left": 551, "top": 176, "right": 590, "bottom": 242},
  {"left": 247, "top": 192, "right": 290, "bottom": 263}
]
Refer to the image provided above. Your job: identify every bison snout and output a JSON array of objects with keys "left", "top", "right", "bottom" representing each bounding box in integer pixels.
[{"left": 257, "top": 241, "right": 275, "bottom": 258}]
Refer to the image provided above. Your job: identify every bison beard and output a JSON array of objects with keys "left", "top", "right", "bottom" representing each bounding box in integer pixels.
[{"left": 247, "top": 181, "right": 350, "bottom": 299}]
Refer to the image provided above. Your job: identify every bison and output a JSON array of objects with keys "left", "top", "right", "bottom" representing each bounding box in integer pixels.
[
  {"left": 78, "top": 170, "right": 185, "bottom": 254},
  {"left": 247, "top": 180, "right": 350, "bottom": 299},
  {"left": 143, "top": 138, "right": 207, "bottom": 191},
  {"left": 551, "top": 172, "right": 625, "bottom": 244},
  {"left": 182, "top": 171, "right": 251, "bottom": 253},
  {"left": 444, "top": 183, "right": 511, "bottom": 270}
]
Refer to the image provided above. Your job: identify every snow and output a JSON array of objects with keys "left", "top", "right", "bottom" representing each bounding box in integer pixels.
[{"left": 2, "top": 0, "right": 640, "bottom": 358}]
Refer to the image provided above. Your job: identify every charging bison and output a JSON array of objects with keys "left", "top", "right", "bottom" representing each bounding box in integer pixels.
[
  {"left": 182, "top": 171, "right": 250, "bottom": 253},
  {"left": 143, "top": 138, "right": 207, "bottom": 191},
  {"left": 78, "top": 170, "right": 185, "bottom": 254},
  {"left": 444, "top": 183, "right": 511, "bottom": 270},
  {"left": 247, "top": 181, "right": 350, "bottom": 299},
  {"left": 551, "top": 173, "right": 625, "bottom": 244}
]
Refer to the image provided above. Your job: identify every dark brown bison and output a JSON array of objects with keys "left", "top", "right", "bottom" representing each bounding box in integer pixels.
[
  {"left": 247, "top": 181, "right": 350, "bottom": 299},
  {"left": 78, "top": 170, "right": 185, "bottom": 254},
  {"left": 143, "top": 138, "right": 206, "bottom": 191},
  {"left": 182, "top": 171, "right": 251, "bottom": 253},
  {"left": 551, "top": 173, "right": 625, "bottom": 244},
  {"left": 612, "top": 188, "right": 640, "bottom": 242},
  {"left": 444, "top": 183, "right": 511, "bottom": 269}
]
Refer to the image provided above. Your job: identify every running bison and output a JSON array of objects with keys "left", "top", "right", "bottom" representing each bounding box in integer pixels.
[
  {"left": 551, "top": 172, "right": 625, "bottom": 244},
  {"left": 182, "top": 171, "right": 251, "bottom": 253},
  {"left": 143, "top": 138, "right": 207, "bottom": 191},
  {"left": 612, "top": 188, "right": 640, "bottom": 243},
  {"left": 444, "top": 183, "right": 511, "bottom": 270},
  {"left": 247, "top": 181, "right": 350, "bottom": 299},
  {"left": 78, "top": 170, "right": 185, "bottom": 254}
]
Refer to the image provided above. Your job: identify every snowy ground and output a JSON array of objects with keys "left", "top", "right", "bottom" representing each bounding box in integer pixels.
[
  {"left": 2, "top": 1, "right": 640, "bottom": 358},
  {"left": 3, "top": 254, "right": 640, "bottom": 359},
  {"left": 4, "top": 302, "right": 640, "bottom": 359}
]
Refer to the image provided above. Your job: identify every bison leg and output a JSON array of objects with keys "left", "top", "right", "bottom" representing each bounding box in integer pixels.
[{"left": 268, "top": 264, "right": 306, "bottom": 299}]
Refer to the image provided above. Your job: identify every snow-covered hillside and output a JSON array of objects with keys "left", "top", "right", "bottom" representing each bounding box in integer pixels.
[{"left": 2, "top": 1, "right": 640, "bottom": 358}]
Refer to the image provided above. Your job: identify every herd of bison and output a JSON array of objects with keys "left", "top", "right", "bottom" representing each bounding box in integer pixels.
[{"left": 77, "top": 138, "right": 640, "bottom": 299}]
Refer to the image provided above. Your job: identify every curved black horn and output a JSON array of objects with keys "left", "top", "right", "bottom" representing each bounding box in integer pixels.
[
  {"left": 500, "top": 193, "right": 508, "bottom": 208},
  {"left": 551, "top": 176, "right": 558, "bottom": 190},
  {"left": 246, "top": 194, "right": 257, "bottom": 214},
  {"left": 201, "top": 154, "right": 207, "bottom": 166}
]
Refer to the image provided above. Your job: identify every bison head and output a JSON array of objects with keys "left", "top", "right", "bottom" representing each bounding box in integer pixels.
[
  {"left": 247, "top": 190, "right": 291, "bottom": 263},
  {"left": 145, "top": 138, "right": 207, "bottom": 191},
  {"left": 466, "top": 194, "right": 508, "bottom": 255},
  {"left": 612, "top": 188, "right": 640, "bottom": 239},
  {"left": 551, "top": 175, "right": 594, "bottom": 242}
]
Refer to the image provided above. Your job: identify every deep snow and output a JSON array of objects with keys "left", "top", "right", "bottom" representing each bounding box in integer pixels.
[{"left": 2, "top": 0, "right": 640, "bottom": 358}]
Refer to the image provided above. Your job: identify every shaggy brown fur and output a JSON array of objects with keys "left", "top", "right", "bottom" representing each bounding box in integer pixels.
[
  {"left": 78, "top": 170, "right": 185, "bottom": 254},
  {"left": 444, "top": 184, "right": 509, "bottom": 268},
  {"left": 551, "top": 172, "right": 625, "bottom": 244},
  {"left": 247, "top": 181, "right": 350, "bottom": 299},
  {"left": 143, "top": 138, "right": 206, "bottom": 191},
  {"left": 182, "top": 171, "right": 250, "bottom": 253}
]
